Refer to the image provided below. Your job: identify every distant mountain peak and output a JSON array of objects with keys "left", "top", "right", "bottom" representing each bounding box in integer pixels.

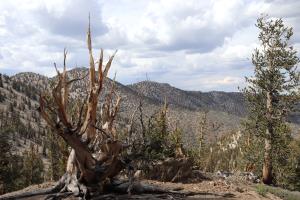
[
  {"left": 129, "top": 80, "right": 246, "bottom": 116},
  {"left": 13, "top": 72, "right": 48, "bottom": 79}
]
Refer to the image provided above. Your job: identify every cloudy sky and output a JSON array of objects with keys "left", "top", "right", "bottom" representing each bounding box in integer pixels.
[{"left": 0, "top": 0, "right": 299, "bottom": 91}]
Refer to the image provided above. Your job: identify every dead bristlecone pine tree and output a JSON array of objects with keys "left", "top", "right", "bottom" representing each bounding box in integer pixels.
[
  {"left": 1, "top": 21, "right": 172, "bottom": 200},
  {"left": 39, "top": 23, "right": 126, "bottom": 199}
]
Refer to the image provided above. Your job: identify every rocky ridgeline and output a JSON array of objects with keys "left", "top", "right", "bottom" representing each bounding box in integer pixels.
[
  {"left": 129, "top": 81, "right": 246, "bottom": 116},
  {"left": 2, "top": 67, "right": 300, "bottom": 147}
]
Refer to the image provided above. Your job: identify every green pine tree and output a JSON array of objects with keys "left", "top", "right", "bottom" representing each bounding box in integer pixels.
[
  {"left": 0, "top": 131, "right": 12, "bottom": 194},
  {"left": 145, "top": 100, "right": 172, "bottom": 160},
  {"left": 0, "top": 129, "right": 23, "bottom": 194},
  {"left": 0, "top": 73, "right": 3, "bottom": 88},
  {"left": 46, "top": 129, "right": 68, "bottom": 181},
  {"left": 22, "top": 144, "right": 44, "bottom": 186},
  {"left": 243, "top": 16, "right": 300, "bottom": 185},
  {"left": 0, "top": 91, "right": 5, "bottom": 103}
]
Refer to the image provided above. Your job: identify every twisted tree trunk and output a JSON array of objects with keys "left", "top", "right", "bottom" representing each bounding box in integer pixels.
[{"left": 36, "top": 19, "right": 130, "bottom": 199}]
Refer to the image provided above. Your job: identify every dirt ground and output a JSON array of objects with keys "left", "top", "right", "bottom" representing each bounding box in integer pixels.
[
  {"left": 141, "top": 180, "right": 281, "bottom": 200},
  {"left": 0, "top": 179, "right": 282, "bottom": 200}
]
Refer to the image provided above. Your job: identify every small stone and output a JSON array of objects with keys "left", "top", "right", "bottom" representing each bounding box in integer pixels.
[
  {"left": 235, "top": 187, "right": 244, "bottom": 193},
  {"left": 134, "top": 170, "right": 143, "bottom": 179}
]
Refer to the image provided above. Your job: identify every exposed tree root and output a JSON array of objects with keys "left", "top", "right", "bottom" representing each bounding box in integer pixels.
[
  {"left": 45, "top": 192, "right": 73, "bottom": 200},
  {"left": 0, "top": 174, "right": 68, "bottom": 200},
  {"left": 0, "top": 179, "right": 195, "bottom": 200},
  {"left": 0, "top": 177, "right": 236, "bottom": 200}
]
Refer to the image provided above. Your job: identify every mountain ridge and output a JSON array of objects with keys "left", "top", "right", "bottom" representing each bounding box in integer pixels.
[
  {"left": 2, "top": 67, "right": 299, "bottom": 142},
  {"left": 128, "top": 80, "right": 246, "bottom": 116},
  {"left": 10, "top": 67, "right": 247, "bottom": 116}
]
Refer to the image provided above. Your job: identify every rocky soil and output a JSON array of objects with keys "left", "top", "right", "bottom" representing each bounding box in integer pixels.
[{"left": 0, "top": 178, "right": 282, "bottom": 200}]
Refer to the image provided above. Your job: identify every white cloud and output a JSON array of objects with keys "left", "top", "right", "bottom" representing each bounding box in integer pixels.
[{"left": 0, "top": 0, "right": 299, "bottom": 91}]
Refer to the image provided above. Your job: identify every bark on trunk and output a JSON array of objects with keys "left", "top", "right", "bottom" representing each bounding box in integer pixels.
[
  {"left": 262, "top": 91, "right": 273, "bottom": 185},
  {"left": 262, "top": 136, "right": 273, "bottom": 184}
]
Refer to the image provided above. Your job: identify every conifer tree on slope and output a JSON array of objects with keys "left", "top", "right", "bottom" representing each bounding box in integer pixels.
[
  {"left": 0, "top": 73, "right": 3, "bottom": 88},
  {"left": 243, "top": 17, "right": 300, "bottom": 184}
]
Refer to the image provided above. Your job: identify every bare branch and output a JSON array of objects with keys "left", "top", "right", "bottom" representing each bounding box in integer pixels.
[
  {"left": 103, "top": 50, "right": 117, "bottom": 78},
  {"left": 87, "top": 16, "right": 96, "bottom": 88}
]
